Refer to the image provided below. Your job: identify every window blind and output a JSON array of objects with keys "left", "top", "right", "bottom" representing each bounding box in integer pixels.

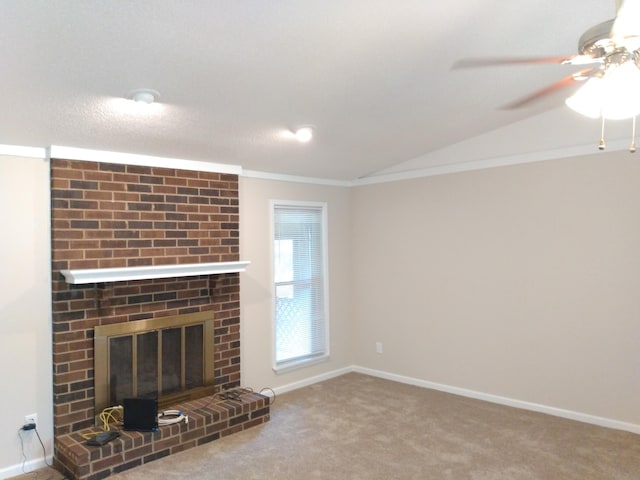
[{"left": 273, "top": 203, "right": 327, "bottom": 368}]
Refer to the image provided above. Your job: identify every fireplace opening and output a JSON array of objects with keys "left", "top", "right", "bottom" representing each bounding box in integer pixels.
[{"left": 94, "top": 311, "right": 215, "bottom": 414}]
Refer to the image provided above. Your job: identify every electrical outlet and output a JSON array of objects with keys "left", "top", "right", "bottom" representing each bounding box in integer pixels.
[
  {"left": 24, "top": 413, "right": 37, "bottom": 427},
  {"left": 376, "top": 342, "right": 383, "bottom": 354}
]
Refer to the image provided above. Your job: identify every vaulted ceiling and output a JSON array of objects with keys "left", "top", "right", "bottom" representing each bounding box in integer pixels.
[{"left": 0, "top": 0, "right": 631, "bottom": 181}]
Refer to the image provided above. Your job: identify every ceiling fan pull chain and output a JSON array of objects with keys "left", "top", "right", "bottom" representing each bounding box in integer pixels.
[
  {"left": 630, "top": 116, "right": 637, "bottom": 153},
  {"left": 599, "top": 115, "right": 606, "bottom": 150}
]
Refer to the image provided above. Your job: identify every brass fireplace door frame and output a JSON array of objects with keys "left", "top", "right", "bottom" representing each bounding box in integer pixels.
[{"left": 94, "top": 311, "right": 215, "bottom": 414}]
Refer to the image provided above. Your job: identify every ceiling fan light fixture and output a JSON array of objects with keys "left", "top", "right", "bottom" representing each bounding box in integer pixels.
[
  {"left": 566, "top": 61, "right": 640, "bottom": 120},
  {"left": 565, "top": 77, "right": 604, "bottom": 119},
  {"left": 600, "top": 61, "right": 640, "bottom": 119}
]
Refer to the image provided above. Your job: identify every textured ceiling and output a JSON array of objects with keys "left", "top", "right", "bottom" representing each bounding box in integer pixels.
[{"left": 0, "top": 0, "right": 628, "bottom": 181}]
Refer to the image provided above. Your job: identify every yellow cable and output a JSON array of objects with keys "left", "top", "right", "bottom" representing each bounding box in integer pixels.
[{"left": 81, "top": 405, "right": 123, "bottom": 439}]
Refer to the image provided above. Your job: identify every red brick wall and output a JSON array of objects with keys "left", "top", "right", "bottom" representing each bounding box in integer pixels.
[{"left": 50, "top": 159, "right": 241, "bottom": 436}]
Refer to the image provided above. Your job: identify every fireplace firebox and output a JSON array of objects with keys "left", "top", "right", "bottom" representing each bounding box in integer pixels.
[{"left": 94, "top": 311, "right": 216, "bottom": 414}]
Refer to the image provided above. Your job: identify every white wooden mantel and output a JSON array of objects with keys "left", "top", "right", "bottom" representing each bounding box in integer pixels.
[{"left": 60, "top": 261, "right": 251, "bottom": 285}]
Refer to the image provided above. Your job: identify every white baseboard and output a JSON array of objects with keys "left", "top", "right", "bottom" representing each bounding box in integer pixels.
[
  {"left": 351, "top": 366, "right": 640, "bottom": 435},
  {"left": 271, "top": 366, "right": 353, "bottom": 396},
  {"left": 271, "top": 364, "right": 640, "bottom": 435},
  {"left": 0, "top": 456, "right": 52, "bottom": 480},
  {"left": 2, "top": 366, "right": 636, "bottom": 478}
]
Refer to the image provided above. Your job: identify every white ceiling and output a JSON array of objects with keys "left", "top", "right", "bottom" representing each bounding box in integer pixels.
[{"left": 0, "top": 0, "right": 631, "bottom": 181}]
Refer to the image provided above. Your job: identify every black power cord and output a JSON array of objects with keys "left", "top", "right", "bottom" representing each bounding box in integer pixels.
[
  {"left": 18, "top": 425, "right": 53, "bottom": 475},
  {"left": 34, "top": 427, "right": 52, "bottom": 468},
  {"left": 192, "top": 385, "right": 276, "bottom": 414}
]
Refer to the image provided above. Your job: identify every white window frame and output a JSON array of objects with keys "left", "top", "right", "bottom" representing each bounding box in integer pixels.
[{"left": 270, "top": 200, "right": 330, "bottom": 373}]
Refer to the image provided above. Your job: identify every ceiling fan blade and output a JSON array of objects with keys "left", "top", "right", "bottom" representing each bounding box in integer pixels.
[
  {"left": 501, "top": 68, "right": 596, "bottom": 109},
  {"left": 611, "top": 0, "right": 640, "bottom": 38},
  {"left": 452, "top": 56, "right": 579, "bottom": 69}
]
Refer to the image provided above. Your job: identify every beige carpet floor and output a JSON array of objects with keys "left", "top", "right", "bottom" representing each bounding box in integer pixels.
[{"left": 17, "top": 373, "right": 640, "bottom": 479}]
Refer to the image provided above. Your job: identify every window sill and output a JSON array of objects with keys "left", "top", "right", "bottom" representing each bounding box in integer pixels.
[{"left": 273, "top": 354, "right": 329, "bottom": 375}]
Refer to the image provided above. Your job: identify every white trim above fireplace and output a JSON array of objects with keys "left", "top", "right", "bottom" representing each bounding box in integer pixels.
[
  {"left": 60, "top": 260, "right": 250, "bottom": 284},
  {"left": 48, "top": 145, "right": 242, "bottom": 175}
]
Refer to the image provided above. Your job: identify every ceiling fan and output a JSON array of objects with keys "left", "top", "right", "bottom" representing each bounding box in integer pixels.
[{"left": 453, "top": 0, "right": 640, "bottom": 150}]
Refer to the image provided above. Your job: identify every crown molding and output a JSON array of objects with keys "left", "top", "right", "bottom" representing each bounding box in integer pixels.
[
  {"left": 242, "top": 169, "right": 351, "bottom": 187},
  {"left": 1, "top": 140, "right": 630, "bottom": 187},
  {"left": 0, "top": 144, "right": 47, "bottom": 158},
  {"left": 352, "top": 138, "right": 633, "bottom": 186}
]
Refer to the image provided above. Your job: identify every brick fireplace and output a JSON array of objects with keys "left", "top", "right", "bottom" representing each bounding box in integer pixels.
[{"left": 50, "top": 158, "right": 269, "bottom": 479}]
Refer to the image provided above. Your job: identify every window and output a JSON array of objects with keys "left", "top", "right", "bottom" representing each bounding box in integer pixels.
[{"left": 272, "top": 201, "right": 328, "bottom": 371}]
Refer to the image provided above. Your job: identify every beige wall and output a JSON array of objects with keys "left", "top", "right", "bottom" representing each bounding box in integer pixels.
[
  {"left": 239, "top": 176, "right": 353, "bottom": 390},
  {"left": 0, "top": 155, "right": 52, "bottom": 477},
  {"left": 2, "top": 149, "right": 640, "bottom": 475},
  {"left": 352, "top": 151, "right": 640, "bottom": 425}
]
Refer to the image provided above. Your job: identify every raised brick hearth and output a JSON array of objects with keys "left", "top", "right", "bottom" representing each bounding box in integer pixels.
[
  {"left": 56, "top": 391, "right": 269, "bottom": 480},
  {"left": 49, "top": 158, "right": 267, "bottom": 479}
]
